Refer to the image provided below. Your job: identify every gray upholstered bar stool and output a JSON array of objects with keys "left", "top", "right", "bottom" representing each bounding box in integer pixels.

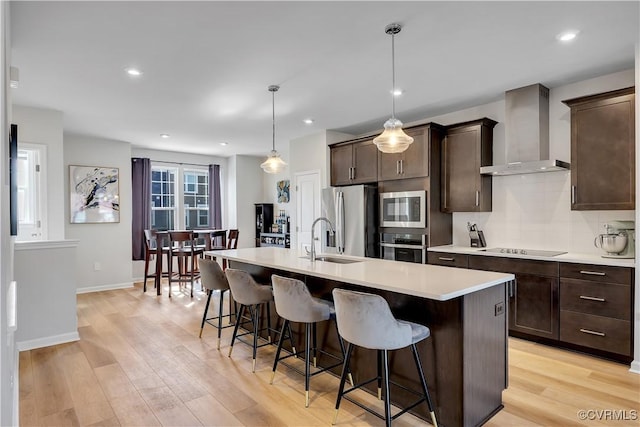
[
  {"left": 270, "top": 275, "right": 350, "bottom": 408},
  {"left": 198, "top": 258, "right": 234, "bottom": 349},
  {"left": 332, "top": 288, "right": 438, "bottom": 427},
  {"left": 226, "top": 268, "right": 277, "bottom": 372}
]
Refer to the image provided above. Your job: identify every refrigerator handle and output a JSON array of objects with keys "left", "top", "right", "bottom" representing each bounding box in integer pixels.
[{"left": 336, "top": 191, "right": 345, "bottom": 254}]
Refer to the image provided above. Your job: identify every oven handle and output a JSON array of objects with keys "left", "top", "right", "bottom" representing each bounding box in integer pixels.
[{"left": 380, "top": 243, "right": 427, "bottom": 250}]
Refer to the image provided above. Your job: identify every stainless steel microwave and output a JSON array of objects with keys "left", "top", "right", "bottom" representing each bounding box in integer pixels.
[{"left": 379, "top": 191, "right": 426, "bottom": 228}]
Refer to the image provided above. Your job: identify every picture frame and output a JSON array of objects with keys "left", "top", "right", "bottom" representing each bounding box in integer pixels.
[
  {"left": 69, "top": 165, "right": 120, "bottom": 223},
  {"left": 277, "top": 179, "right": 290, "bottom": 203}
]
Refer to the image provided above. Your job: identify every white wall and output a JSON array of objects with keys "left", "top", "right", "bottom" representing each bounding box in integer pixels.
[
  {"left": 0, "top": 1, "right": 17, "bottom": 424},
  {"left": 64, "top": 134, "right": 133, "bottom": 291},
  {"left": 229, "top": 155, "right": 264, "bottom": 248},
  {"left": 12, "top": 105, "right": 65, "bottom": 240},
  {"left": 286, "top": 130, "right": 353, "bottom": 249}
]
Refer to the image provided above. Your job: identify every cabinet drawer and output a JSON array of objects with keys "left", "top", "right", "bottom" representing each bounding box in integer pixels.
[
  {"left": 559, "top": 263, "right": 632, "bottom": 285},
  {"left": 560, "top": 310, "right": 631, "bottom": 356},
  {"left": 427, "top": 252, "right": 468, "bottom": 268},
  {"left": 469, "top": 255, "right": 558, "bottom": 277},
  {"left": 560, "top": 279, "right": 631, "bottom": 320}
]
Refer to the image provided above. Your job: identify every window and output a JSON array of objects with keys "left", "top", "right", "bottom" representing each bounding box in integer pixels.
[
  {"left": 151, "top": 164, "right": 209, "bottom": 230},
  {"left": 16, "top": 143, "right": 47, "bottom": 241},
  {"left": 183, "top": 169, "right": 209, "bottom": 229}
]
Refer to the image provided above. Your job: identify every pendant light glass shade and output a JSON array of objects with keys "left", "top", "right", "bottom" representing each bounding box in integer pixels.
[
  {"left": 373, "top": 23, "right": 413, "bottom": 154},
  {"left": 260, "top": 150, "right": 287, "bottom": 174},
  {"left": 261, "top": 85, "right": 287, "bottom": 174},
  {"left": 373, "top": 118, "right": 414, "bottom": 153}
]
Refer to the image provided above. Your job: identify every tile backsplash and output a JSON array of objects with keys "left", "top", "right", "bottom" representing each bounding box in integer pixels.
[{"left": 452, "top": 171, "right": 635, "bottom": 254}]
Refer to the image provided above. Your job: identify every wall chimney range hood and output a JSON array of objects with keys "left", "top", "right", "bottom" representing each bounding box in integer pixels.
[{"left": 480, "top": 83, "right": 570, "bottom": 176}]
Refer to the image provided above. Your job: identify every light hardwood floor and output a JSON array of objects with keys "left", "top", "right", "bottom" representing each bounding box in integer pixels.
[{"left": 19, "top": 281, "right": 640, "bottom": 426}]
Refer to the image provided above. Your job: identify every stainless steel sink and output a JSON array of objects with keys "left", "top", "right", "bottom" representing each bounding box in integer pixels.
[{"left": 300, "top": 256, "right": 362, "bottom": 264}]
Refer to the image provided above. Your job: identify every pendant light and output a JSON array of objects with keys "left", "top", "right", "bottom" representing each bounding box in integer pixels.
[
  {"left": 261, "top": 85, "right": 287, "bottom": 174},
  {"left": 373, "top": 23, "right": 414, "bottom": 154}
]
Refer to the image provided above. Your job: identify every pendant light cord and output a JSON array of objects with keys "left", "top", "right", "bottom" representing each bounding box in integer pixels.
[
  {"left": 391, "top": 31, "right": 396, "bottom": 119},
  {"left": 272, "top": 89, "right": 276, "bottom": 151}
]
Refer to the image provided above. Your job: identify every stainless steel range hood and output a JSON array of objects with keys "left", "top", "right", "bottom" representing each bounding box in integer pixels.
[{"left": 480, "top": 83, "right": 570, "bottom": 176}]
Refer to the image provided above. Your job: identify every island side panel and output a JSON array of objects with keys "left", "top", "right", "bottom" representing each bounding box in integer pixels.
[{"left": 463, "top": 283, "right": 508, "bottom": 426}]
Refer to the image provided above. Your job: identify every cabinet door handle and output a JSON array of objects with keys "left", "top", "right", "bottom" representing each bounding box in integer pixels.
[
  {"left": 579, "top": 328, "right": 605, "bottom": 337},
  {"left": 579, "top": 295, "right": 606, "bottom": 302},
  {"left": 509, "top": 280, "right": 515, "bottom": 298},
  {"left": 571, "top": 185, "right": 576, "bottom": 204},
  {"left": 396, "top": 160, "right": 400, "bottom": 175},
  {"left": 579, "top": 270, "right": 606, "bottom": 276},
  {"left": 475, "top": 190, "right": 480, "bottom": 207},
  {"left": 438, "top": 257, "right": 455, "bottom": 261},
  {"left": 400, "top": 159, "right": 404, "bottom": 174}
]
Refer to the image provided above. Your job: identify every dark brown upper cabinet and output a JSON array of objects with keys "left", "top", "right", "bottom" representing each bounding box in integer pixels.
[
  {"left": 330, "top": 138, "right": 378, "bottom": 186},
  {"left": 562, "top": 87, "right": 635, "bottom": 210},
  {"left": 441, "top": 118, "right": 497, "bottom": 212},
  {"left": 377, "top": 127, "right": 430, "bottom": 181}
]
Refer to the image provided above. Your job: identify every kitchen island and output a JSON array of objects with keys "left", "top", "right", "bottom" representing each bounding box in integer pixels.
[{"left": 207, "top": 247, "right": 515, "bottom": 427}]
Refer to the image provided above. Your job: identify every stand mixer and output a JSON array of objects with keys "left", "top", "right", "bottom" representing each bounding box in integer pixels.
[{"left": 594, "top": 220, "right": 635, "bottom": 259}]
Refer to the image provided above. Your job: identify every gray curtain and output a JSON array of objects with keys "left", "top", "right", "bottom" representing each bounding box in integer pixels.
[
  {"left": 209, "top": 164, "right": 222, "bottom": 229},
  {"left": 132, "top": 157, "right": 151, "bottom": 260}
]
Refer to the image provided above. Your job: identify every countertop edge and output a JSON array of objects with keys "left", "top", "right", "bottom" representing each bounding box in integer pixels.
[{"left": 428, "top": 245, "right": 636, "bottom": 268}]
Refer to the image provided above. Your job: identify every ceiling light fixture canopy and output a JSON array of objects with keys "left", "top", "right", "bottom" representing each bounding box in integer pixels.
[
  {"left": 261, "top": 85, "right": 287, "bottom": 174},
  {"left": 373, "top": 23, "right": 414, "bottom": 154}
]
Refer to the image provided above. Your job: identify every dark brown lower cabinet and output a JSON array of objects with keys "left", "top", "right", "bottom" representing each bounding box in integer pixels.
[
  {"left": 509, "top": 273, "right": 558, "bottom": 339},
  {"left": 429, "top": 252, "right": 634, "bottom": 363}
]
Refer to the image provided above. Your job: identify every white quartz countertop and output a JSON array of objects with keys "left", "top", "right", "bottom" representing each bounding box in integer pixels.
[
  {"left": 428, "top": 245, "right": 636, "bottom": 268},
  {"left": 205, "top": 247, "right": 514, "bottom": 301}
]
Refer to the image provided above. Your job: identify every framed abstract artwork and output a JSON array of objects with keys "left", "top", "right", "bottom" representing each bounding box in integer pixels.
[
  {"left": 277, "top": 179, "right": 290, "bottom": 203},
  {"left": 69, "top": 165, "right": 120, "bottom": 223}
]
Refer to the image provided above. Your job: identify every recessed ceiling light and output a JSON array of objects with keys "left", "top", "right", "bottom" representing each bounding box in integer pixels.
[
  {"left": 303, "top": 118, "right": 314, "bottom": 125},
  {"left": 160, "top": 133, "right": 170, "bottom": 138},
  {"left": 556, "top": 30, "right": 579, "bottom": 42},
  {"left": 219, "top": 142, "right": 228, "bottom": 146},
  {"left": 126, "top": 68, "right": 143, "bottom": 76},
  {"left": 391, "top": 89, "right": 403, "bottom": 96}
]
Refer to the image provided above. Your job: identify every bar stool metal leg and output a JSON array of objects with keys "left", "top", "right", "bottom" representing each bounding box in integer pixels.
[
  {"left": 228, "top": 304, "right": 246, "bottom": 357},
  {"left": 312, "top": 322, "right": 318, "bottom": 367},
  {"left": 382, "top": 349, "right": 391, "bottom": 427},
  {"left": 304, "top": 323, "right": 312, "bottom": 407},
  {"left": 199, "top": 289, "right": 213, "bottom": 338},
  {"left": 333, "top": 342, "right": 354, "bottom": 425},
  {"left": 377, "top": 349, "right": 383, "bottom": 400},
  {"left": 270, "top": 319, "right": 288, "bottom": 384},
  {"left": 252, "top": 304, "right": 259, "bottom": 372},
  {"left": 411, "top": 343, "right": 438, "bottom": 427},
  {"left": 217, "top": 290, "right": 225, "bottom": 349}
]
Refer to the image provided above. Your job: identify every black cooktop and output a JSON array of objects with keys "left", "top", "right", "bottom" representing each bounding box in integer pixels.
[{"left": 481, "top": 247, "right": 567, "bottom": 257}]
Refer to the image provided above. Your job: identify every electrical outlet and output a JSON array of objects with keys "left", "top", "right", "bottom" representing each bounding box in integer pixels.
[
  {"left": 495, "top": 302, "right": 505, "bottom": 316},
  {"left": 94, "top": 262, "right": 101, "bottom": 271}
]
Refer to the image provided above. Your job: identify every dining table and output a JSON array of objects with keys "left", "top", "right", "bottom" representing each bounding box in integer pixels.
[{"left": 152, "top": 229, "right": 227, "bottom": 295}]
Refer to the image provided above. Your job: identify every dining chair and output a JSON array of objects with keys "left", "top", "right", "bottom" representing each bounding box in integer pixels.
[
  {"left": 167, "top": 231, "right": 204, "bottom": 297},
  {"left": 209, "top": 229, "right": 239, "bottom": 270},
  {"left": 143, "top": 229, "right": 169, "bottom": 293}
]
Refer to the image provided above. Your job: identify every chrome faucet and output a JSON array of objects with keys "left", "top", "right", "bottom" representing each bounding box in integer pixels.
[{"left": 310, "top": 217, "right": 335, "bottom": 262}]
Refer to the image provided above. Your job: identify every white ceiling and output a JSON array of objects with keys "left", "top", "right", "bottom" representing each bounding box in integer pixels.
[{"left": 10, "top": 1, "right": 639, "bottom": 158}]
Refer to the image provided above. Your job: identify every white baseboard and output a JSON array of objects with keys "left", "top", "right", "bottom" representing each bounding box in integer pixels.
[
  {"left": 17, "top": 331, "right": 80, "bottom": 351},
  {"left": 629, "top": 360, "right": 640, "bottom": 374},
  {"left": 76, "top": 282, "right": 133, "bottom": 294}
]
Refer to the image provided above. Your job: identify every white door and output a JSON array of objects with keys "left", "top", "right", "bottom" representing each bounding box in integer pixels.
[{"left": 294, "top": 170, "right": 321, "bottom": 253}]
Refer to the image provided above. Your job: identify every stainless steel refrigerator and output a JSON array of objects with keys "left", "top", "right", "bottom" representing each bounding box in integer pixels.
[{"left": 320, "top": 185, "right": 378, "bottom": 257}]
